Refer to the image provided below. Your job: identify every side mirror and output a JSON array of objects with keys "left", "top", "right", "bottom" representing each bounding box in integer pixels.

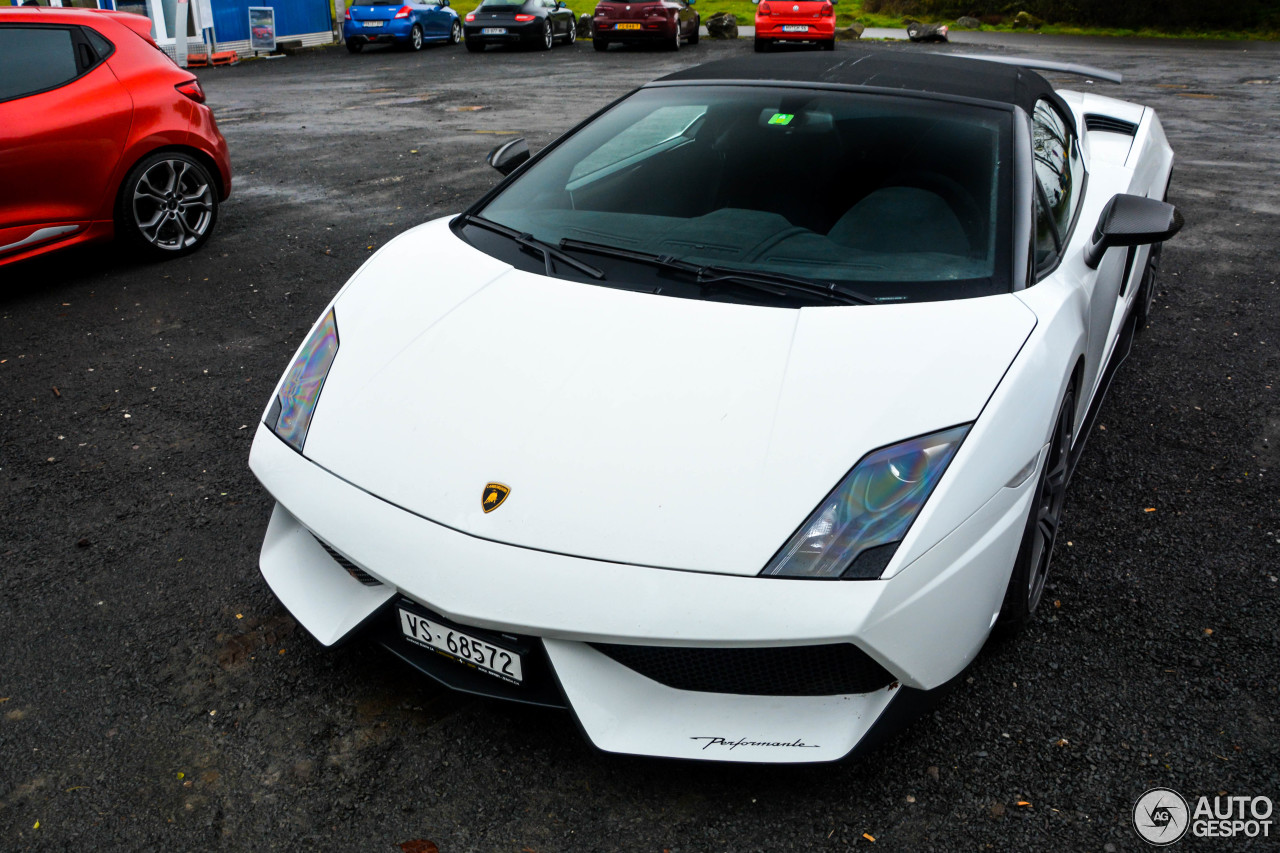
[
  {"left": 1084, "top": 193, "right": 1183, "bottom": 269},
  {"left": 687, "top": 0, "right": 695, "bottom": 5},
  {"left": 442, "top": 0, "right": 450, "bottom": 6},
  {"left": 487, "top": 137, "right": 530, "bottom": 177}
]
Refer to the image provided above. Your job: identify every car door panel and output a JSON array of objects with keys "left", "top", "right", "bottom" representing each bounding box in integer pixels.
[{"left": 0, "top": 54, "right": 132, "bottom": 236}]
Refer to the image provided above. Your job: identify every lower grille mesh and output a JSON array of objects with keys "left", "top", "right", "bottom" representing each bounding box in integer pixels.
[
  {"left": 590, "top": 642, "right": 894, "bottom": 696},
  {"left": 314, "top": 536, "right": 383, "bottom": 587}
]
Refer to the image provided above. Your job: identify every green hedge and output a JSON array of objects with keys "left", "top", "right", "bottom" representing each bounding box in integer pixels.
[{"left": 862, "top": 0, "right": 1280, "bottom": 30}]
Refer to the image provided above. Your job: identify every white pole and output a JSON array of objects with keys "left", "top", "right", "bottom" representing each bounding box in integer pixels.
[{"left": 175, "top": 0, "right": 189, "bottom": 67}]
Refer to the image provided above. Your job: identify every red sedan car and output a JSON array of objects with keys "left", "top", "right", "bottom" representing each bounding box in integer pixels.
[
  {"left": 752, "top": 0, "right": 835, "bottom": 51},
  {"left": 591, "top": 0, "right": 699, "bottom": 51},
  {"left": 0, "top": 7, "right": 232, "bottom": 269}
]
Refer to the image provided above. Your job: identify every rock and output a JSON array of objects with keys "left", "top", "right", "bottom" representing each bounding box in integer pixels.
[
  {"left": 956, "top": 15, "right": 980, "bottom": 28},
  {"left": 705, "top": 12, "right": 738, "bottom": 39},
  {"left": 1012, "top": 10, "right": 1042, "bottom": 29},
  {"left": 906, "top": 21, "right": 948, "bottom": 42},
  {"left": 834, "top": 21, "right": 864, "bottom": 40},
  {"left": 576, "top": 13, "right": 592, "bottom": 38}
]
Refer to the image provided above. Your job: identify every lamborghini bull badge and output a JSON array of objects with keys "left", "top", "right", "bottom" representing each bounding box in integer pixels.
[{"left": 482, "top": 482, "right": 510, "bottom": 513}]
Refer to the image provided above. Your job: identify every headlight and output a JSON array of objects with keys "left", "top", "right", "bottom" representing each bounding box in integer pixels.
[
  {"left": 760, "top": 424, "right": 970, "bottom": 580},
  {"left": 265, "top": 308, "right": 339, "bottom": 453}
]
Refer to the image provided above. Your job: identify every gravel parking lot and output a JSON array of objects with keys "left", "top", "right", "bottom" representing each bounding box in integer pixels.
[{"left": 2, "top": 33, "right": 1278, "bottom": 851}]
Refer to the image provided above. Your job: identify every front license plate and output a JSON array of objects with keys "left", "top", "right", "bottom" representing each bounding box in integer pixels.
[
  {"left": 362, "top": 20, "right": 384, "bottom": 27},
  {"left": 481, "top": 26, "right": 507, "bottom": 34},
  {"left": 399, "top": 608, "right": 523, "bottom": 684},
  {"left": 782, "top": 24, "right": 809, "bottom": 31},
  {"left": 617, "top": 22, "right": 642, "bottom": 29}
]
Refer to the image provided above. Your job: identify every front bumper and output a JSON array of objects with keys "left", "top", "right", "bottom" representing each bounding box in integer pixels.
[
  {"left": 250, "top": 421, "right": 1034, "bottom": 761},
  {"left": 343, "top": 19, "right": 414, "bottom": 43}
]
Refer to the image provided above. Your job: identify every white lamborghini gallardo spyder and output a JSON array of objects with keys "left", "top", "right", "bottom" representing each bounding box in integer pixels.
[{"left": 249, "top": 51, "right": 1182, "bottom": 762}]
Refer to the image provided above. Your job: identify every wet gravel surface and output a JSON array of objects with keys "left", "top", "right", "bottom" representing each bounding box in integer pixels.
[{"left": 2, "top": 32, "right": 1278, "bottom": 852}]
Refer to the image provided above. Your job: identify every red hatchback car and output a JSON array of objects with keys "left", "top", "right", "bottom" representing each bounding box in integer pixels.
[
  {"left": 752, "top": 0, "right": 835, "bottom": 51},
  {"left": 0, "top": 7, "right": 232, "bottom": 269}
]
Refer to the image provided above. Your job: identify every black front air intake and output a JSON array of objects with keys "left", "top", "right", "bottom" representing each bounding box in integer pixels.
[
  {"left": 314, "top": 536, "right": 382, "bottom": 587},
  {"left": 1084, "top": 114, "right": 1138, "bottom": 136},
  {"left": 590, "top": 642, "right": 895, "bottom": 696}
]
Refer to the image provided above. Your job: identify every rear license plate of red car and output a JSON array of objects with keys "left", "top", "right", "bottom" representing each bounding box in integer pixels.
[
  {"left": 482, "top": 26, "right": 507, "bottom": 33},
  {"left": 782, "top": 24, "right": 809, "bottom": 31},
  {"left": 399, "top": 608, "right": 524, "bottom": 684},
  {"left": 617, "top": 22, "right": 642, "bottom": 29},
  {"left": 363, "top": 20, "right": 384, "bottom": 27}
]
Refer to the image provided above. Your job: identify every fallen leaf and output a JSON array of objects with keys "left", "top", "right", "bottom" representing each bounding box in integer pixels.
[
  {"left": 1144, "top": 507, "right": 1156, "bottom": 512},
  {"left": 236, "top": 613, "right": 243, "bottom": 619},
  {"left": 33, "top": 820, "right": 39, "bottom": 830},
  {"left": 1053, "top": 600, "right": 1061, "bottom": 608},
  {"left": 1204, "top": 628, "right": 1214, "bottom": 636},
  {"left": 1055, "top": 738, "right": 1069, "bottom": 747},
  {"left": 862, "top": 833, "right": 876, "bottom": 842},
  {"left": 177, "top": 772, "right": 185, "bottom": 780},
  {"left": 905, "top": 794, "right": 916, "bottom": 803},
  {"left": 399, "top": 841, "right": 440, "bottom": 853},
  {"left": 1016, "top": 800, "right": 1032, "bottom": 807}
]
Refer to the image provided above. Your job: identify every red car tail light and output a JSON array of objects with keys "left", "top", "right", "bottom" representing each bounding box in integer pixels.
[
  {"left": 344, "top": 6, "right": 351, "bottom": 18},
  {"left": 819, "top": 2, "right": 832, "bottom": 13},
  {"left": 758, "top": 2, "right": 771, "bottom": 15},
  {"left": 175, "top": 79, "right": 206, "bottom": 103},
  {"left": 465, "top": 11, "right": 475, "bottom": 20},
  {"left": 393, "top": 5, "right": 412, "bottom": 17},
  {"left": 514, "top": 13, "right": 536, "bottom": 20}
]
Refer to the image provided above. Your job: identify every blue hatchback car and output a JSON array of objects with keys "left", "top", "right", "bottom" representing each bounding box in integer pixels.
[{"left": 344, "top": 0, "right": 462, "bottom": 52}]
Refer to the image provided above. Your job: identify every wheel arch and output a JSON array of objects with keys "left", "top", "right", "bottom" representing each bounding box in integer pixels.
[{"left": 114, "top": 144, "right": 229, "bottom": 216}]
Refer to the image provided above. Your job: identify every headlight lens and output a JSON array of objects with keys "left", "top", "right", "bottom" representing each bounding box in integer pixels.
[
  {"left": 266, "top": 308, "right": 339, "bottom": 453},
  {"left": 760, "top": 424, "right": 970, "bottom": 579}
]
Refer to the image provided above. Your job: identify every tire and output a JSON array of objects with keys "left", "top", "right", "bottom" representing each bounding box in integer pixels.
[
  {"left": 667, "top": 21, "right": 681, "bottom": 50},
  {"left": 539, "top": 19, "right": 553, "bottom": 49},
  {"left": 465, "top": 38, "right": 484, "bottom": 51},
  {"left": 408, "top": 23, "right": 424, "bottom": 50},
  {"left": 1135, "top": 242, "right": 1162, "bottom": 333},
  {"left": 345, "top": 39, "right": 363, "bottom": 53},
  {"left": 449, "top": 19, "right": 462, "bottom": 44},
  {"left": 115, "top": 151, "right": 218, "bottom": 259},
  {"left": 753, "top": 37, "right": 768, "bottom": 52},
  {"left": 820, "top": 36, "right": 834, "bottom": 50},
  {"left": 592, "top": 36, "right": 608, "bottom": 50},
  {"left": 565, "top": 17, "right": 576, "bottom": 43},
  {"left": 998, "top": 386, "right": 1075, "bottom": 627},
  {"left": 688, "top": 15, "right": 699, "bottom": 43}
]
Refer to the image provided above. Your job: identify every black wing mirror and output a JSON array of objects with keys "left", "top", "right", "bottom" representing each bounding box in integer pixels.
[
  {"left": 1084, "top": 193, "right": 1183, "bottom": 269},
  {"left": 486, "top": 137, "right": 530, "bottom": 177}
]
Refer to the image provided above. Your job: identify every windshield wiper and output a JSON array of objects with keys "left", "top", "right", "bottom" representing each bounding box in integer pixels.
[
  {"left": 559, "top": 238, "right": 872, "bottom": 306},
  {"left": 457, "top": 213, "right": 604, "bottom": 280}
]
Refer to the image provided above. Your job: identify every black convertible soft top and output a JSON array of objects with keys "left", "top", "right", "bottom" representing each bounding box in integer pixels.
[{"left": 653, "top": 49, "right": 1074, "bottom": 131}]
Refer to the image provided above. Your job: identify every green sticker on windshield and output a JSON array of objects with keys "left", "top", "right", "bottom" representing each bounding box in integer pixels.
[{"left": 767, "top": 113, "right": 795, "bottom": 126}]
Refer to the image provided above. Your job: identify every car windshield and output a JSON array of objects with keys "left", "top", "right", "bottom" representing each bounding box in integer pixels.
[{"left": 473, "top": 84, "right": 1014, "bottom": 303}]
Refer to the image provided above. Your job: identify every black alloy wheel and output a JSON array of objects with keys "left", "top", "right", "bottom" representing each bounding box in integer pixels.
[
  {"left": 999, "top": 386, "right": 1075, "bottom": 626},
  {"left": 1136, "top": 242, "right": 1163, "bottom": 333}
]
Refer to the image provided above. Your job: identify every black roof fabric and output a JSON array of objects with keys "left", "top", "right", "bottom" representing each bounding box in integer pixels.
[{"left": 654, "top": 49, "right": 1071, "bottom": 129}]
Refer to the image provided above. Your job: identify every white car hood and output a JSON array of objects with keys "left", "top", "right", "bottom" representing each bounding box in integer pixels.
[{"left": 301, "top": 219, "right": 1036, "bottom": 576}]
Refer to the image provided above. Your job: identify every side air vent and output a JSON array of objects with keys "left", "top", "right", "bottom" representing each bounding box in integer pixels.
[
  {"left": 314, "top": 536, "right": 383, "bottom": 587},
  {"left": 1084, "top": 114, "right": 1138, "bottom": 136}
]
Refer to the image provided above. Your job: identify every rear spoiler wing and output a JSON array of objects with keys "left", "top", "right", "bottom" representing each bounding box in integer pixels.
[{"left": 954, "top": 54, "right": 1123, "bottom": 84}]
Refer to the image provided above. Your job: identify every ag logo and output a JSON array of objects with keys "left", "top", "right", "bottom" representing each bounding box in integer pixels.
[
  {"left": 1133, "top": 787, "right": 1190, "bottom": 845},
  {"left": 481, "top": 482, "right": 510, "bottom": 513}
]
